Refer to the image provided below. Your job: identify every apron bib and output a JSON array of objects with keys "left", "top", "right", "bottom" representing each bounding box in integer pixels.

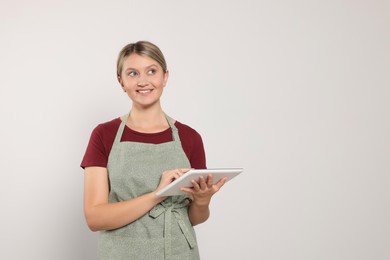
[{"left": 98, "top": 114, "right": 200, "bottom": 260}]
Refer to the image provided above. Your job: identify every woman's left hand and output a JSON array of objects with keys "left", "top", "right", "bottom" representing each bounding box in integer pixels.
[{"left": 181, "top": 174, "right": 227, "bottom": 206}]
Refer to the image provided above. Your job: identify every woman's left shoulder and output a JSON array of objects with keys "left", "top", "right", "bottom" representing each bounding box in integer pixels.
[
  {"left": 173, "top": 119, "right": 206, "bottom": 168},
  {"left": 174, "top": 120, "right": 203, "bottom": 139}
]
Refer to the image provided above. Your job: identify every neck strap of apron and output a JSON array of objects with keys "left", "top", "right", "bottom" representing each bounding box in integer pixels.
[{"left": 113, "top": 113, "right": 180, "bottom": 144}]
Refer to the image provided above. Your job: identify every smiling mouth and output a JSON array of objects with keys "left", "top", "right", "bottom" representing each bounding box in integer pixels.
[{"left": 137, "top": 89, "right": 153, "bottom": 94}]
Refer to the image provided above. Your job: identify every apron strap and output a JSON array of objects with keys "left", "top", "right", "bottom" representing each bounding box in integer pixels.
[
  {"left": 164, "top": 113, "right": 181, "bottom": 143},
  {"left": 112, "top": 113, "right": 129, "bottom": 146}
]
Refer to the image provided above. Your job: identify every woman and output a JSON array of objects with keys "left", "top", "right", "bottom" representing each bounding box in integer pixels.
[{"left": 81, "top": 41, "right": 226, "bottom": 259}]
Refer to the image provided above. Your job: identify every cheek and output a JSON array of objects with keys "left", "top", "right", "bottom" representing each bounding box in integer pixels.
[
  {"left": 123, "top": 78, "right": 137, "bottom": 87},
  {"left": 152, "top": 76, "right": 166, "bottom": 87}
]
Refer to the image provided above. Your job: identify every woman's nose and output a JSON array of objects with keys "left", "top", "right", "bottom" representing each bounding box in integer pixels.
[
  {"left": 137, "top": 74, "right": 149, "bottom": 87},
  {"left": 137, "top": 81, "right": 148, "bottom": 87}
]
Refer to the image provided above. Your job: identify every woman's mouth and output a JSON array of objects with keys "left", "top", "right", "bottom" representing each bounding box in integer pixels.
[{"left": 136, "top": 89, "right": 153, "bottom": 94}]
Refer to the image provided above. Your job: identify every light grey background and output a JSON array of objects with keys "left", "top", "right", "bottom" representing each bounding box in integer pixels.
[{"left": 1, "top": 0, "right": 389, "bottom": 259}]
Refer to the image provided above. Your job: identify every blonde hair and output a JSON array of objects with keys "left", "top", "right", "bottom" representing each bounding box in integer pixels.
[{"left": 116, "top": 41, "right": 167, "bottom": 78}]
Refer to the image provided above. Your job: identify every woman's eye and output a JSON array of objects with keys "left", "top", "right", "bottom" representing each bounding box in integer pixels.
[
  {"left": 148, "top": 69, "right": 156, "bottom": 75},
  {"left": 128, "top": 71, "right": 137, "bottom": 77}
]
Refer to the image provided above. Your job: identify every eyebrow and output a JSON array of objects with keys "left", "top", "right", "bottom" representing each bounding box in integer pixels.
[{"left": 124, "top": 64, "right": 159, "bottom": 72}]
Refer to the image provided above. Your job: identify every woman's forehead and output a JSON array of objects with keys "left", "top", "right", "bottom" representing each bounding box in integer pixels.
[{"left": 123, "top": 53, "right": 159, "bottom": 69}]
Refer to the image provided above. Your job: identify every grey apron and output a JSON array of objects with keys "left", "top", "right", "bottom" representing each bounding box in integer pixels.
[{"left": 98, "top": 113, "right": 200, "bottom": 260}]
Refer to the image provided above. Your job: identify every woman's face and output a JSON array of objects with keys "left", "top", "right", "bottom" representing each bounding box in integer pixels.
[{"left": 119, "top": 53, "right": 168, "bottom": 109}]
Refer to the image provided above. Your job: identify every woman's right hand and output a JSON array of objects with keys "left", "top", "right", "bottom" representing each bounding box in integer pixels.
[{"left": 154, "top": 168, "right": 191, "bottom": 196}]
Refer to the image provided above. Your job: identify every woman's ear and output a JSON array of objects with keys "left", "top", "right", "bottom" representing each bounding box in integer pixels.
[
  {"left": 118, "top": 76, "right": 126, "bottom": 92},
  {"left": 163, "top": 70, "right": 169, "bottom": 87}
]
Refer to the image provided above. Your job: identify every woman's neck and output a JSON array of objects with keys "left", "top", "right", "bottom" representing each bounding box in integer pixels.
[{"left": 127, "top": 104, "right": 170, "bottom": 133}]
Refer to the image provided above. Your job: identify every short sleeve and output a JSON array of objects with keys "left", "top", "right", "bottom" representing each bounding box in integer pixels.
[
  {"left": 188, "top": 131, "right": 207, "bottom": 169},
  {"left": 80, "top": 125, "right": 110, "bottom": 169},
  {"left": 175, "top": 121, "right": 207, "bottom": 169}
]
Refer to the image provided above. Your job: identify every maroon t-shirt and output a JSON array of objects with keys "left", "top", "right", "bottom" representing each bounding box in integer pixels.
[{"left": 81, "top": 118, "right": 206, "bottom": 169}]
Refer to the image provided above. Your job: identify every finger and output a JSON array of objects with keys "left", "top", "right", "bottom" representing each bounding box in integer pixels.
[
  {"left": 169, "top": 171, "right": 181, "bottom": 179},
  {"left": 176, "top": 169, "right": 184, "bottom": 177},
  {"left": 199, "top": 176, "right": 207, "bottom": 190},
  {"left": 206, "top": 174, "right": 213, "bottom": 188},
  {"left": 180, "top": 187, "right": 194, "bottom": 194},
  {"left": 214, "top": 177, "right": 228, "bottom": 189},
  {"left": 180, "top": 168, "right": 192, "bottom": 173},
  {"left": 192, "top": 179, "right": 200, "bottom": 191},
  {"left": 164, "top": 170, "right": 176, "bottom": 178}
]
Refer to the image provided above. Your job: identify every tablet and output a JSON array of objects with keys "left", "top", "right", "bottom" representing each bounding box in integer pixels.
[{"left": 156, "top": 168, "right": 243, "bottom": 197}]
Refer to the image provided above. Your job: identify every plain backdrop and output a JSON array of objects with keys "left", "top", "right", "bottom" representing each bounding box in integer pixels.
[{"left": 0, "top": 0, "right": 389, "bottom": 259}]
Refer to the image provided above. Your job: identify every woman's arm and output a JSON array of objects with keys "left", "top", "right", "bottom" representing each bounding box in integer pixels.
[
  {"left": 187, "top": 200, "right": 210, "bottom": 226},
  {"left": 183, "top": 175, "right": 227, "bottom": 226},
  {"left": 84, "top": 166, "right": 188, "bottom": 231},
  {"left": 84, "top": 166, "right": 162, "bottom": 231}
]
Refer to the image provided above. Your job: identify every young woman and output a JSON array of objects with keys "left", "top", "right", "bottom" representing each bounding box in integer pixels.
[{"left": 81, "top": 41, "right": 226, "bottom": 259}]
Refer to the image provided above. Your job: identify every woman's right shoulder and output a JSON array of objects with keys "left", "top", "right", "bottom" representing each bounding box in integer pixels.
[
  {"left": 81, "top": 117, "right": 122, "bottom": 169},
  {"left": 91, "top": 117, "right": 122, "bottom": 138}
]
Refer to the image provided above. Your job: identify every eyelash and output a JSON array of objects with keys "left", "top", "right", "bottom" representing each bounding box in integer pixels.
[
  {"left": 128, "top": 69, "right": 157, "bottom": 77},
  {"left": 128, "top": 71, "right": 138, "bottom": 77}
]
